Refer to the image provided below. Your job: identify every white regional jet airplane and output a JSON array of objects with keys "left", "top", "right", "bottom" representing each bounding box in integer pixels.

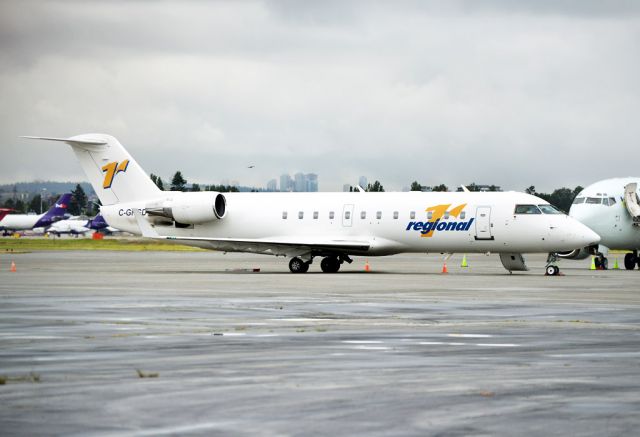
[
  {"left": 23, "top": 134, "right": 600, "bottom": 275},
  {"left": 557, "top": 177, "right": 640, "bottom": 270}
]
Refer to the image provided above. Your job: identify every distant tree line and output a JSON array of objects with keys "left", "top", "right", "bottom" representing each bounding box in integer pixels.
[
  {"left": 0, "top": 183, "right": 97, "bottom": 216},
  {"left": 149, "top": 171, "right": 239, "bottom": 193}
]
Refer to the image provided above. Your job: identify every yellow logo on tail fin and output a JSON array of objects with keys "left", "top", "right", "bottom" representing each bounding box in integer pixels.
[{"left": 102, "top": 160, "right": 129, "bottom": 189}]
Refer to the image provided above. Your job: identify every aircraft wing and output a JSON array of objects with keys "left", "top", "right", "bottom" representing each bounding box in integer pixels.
[{"left": 133, "top": 211, "right": 370, "bottom": 256}]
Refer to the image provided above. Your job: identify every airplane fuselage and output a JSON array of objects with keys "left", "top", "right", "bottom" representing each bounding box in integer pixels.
[{"left": 103, "top": 191, "right": 596, "bottom": 256}]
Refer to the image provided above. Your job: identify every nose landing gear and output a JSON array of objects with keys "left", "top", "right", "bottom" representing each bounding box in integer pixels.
[{"left": 545, "top": 253, "right": 561, "bottom": 276}]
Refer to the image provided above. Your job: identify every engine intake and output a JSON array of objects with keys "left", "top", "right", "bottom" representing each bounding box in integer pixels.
[{"left": 146, "top": 192, "right": 226, "bottom": 224}]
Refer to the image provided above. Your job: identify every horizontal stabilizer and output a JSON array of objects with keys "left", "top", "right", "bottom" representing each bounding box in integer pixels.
[{"left": 20, "top": 136, "right": 107, "bottom": 147}]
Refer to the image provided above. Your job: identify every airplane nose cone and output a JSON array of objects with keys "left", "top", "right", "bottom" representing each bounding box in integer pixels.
[{"left": 571, "top": 220, "right": 601, "bottom": 247}]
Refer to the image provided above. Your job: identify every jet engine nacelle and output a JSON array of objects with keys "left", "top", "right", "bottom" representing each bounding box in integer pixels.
[
  {"left": 147, "top": 192, "right": 226, "bottom": 224},
  {"left": 556, "top": 247, "right": 593, "bottom": 260}
]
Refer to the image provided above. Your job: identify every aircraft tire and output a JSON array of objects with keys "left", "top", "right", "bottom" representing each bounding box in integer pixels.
[
  {"left": 545, "top": 265, "right": 559, "bottom": 276},
  {"left": 289, "top": 257, "right": 309, "bottom": 273},
  {"left": 320, "top": 257, "right": 340, "bottom": 273},
  {"left": 624, "top": 253, "right": 636, "bottom": 270},
  {"left": 601, "top": 257, "right": 608, "bottom": 270}
]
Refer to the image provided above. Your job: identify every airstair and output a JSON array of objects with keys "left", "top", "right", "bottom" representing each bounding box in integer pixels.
[{"left": 623, "top": 183, "right": 640, "bottom": 226}]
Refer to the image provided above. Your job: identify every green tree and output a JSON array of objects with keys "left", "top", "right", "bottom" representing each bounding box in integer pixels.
[
  {"left": 410, "top": 181, "right": 422, "bottom": 191},
  {"left": 191, "top": 183, "right": 201, "bottom": 192},
  {"left": 366, "top": 181, "right": 385, "bottom": 192},
  {"left": 69, "top": 184, "right": 88, "bottom": 215},
  {"left": 14, "top": 199, "right": 26, "bottom": 213},
  {"left": 170, "top": 171, "right": 187, "bottom": 191},
  {"left": 573, "top": 185, "right": 583, "bottom": 197},
  {"left": 466, "top": 183, "right": 480, "bottom": 192},
  {"left": 432, "top": 184, "right": 448, "bottom": 192},
  {"left": 28, "top": 194, "right": 42, "bottom": 213},
  {"left": 150, "top": 173, "right": 165, "bottom": 190}
]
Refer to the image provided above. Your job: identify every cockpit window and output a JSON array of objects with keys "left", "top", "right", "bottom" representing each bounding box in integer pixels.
[
  {"left": 514, "top": 204, "right": 542, "bottom": 214},
  {"left": 609, "top": 197, "right": 616, "bottom": 206},
  {"left": 602, "top": 198, "right": 610, "bottom": 206},
  {"left": 538, "top": 204, "right": 563, "bottom": 214},
  {"left": 572, "top": 197, "right": 585, "bottom": 204},
  {"left": 585, "top": 197, "right": 602, "bottom": 204}
]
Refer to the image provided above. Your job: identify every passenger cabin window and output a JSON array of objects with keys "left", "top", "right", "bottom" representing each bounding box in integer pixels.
[
  {"left": 361, "top": 211, "right": 366, "bottom": 219},
  {"left": 329, "top": 211, "right": 335, "bottom": 219},
  {"left": 514, "top": 204, "right": 542, "bottom": 214},
  {"left": 298, "top": 211, "right": 304, "bottom": 219},
  {"left": 572, "top": 197, "right": 585, "bottom": 204},
  {"left": 427, "top": 211, "right": 433, "bottom": 220},
  {"left": 586, "top": 197, "right": 602, "bottom": 204},
  {"left": 345, "top": 211, "right": 351, "bottom": 219},
  {"left": 282, "top": 211, "right": 288, "bottom": 219},
  {"left": 376, "top": 211, "right": 382, "bottom": 219},
  {"left": 538, "top": 204, "right": 563, "bottom": 214},
  {"left": 410, "top": 211, "right": 416, "bottom": 219},
  {"left": 393, "top": 211, "right": 399, "bottom": 219},
  {"left": 609, "top": 197, "right": 616, "bottom": 206},
  {"left": 444, "top": 212, "right": 450, "bottom": 219},
  {"left": 460, "top": 211, "right": 466, "bottom": 219},
  {"left": 313, "top": 211, "right": 319, "bottom": 219}
]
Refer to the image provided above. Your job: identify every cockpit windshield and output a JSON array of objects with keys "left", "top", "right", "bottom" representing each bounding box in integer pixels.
[
  {"left": 514, "top": 204, "right": 542, "bottom": 214},
  {"left": 538, "top": 204, "right": 563, "bottom": 214},
  {"left": 572, "top": 197, "right": 585, "bottom": 204},
  {"left": 585, "top": 197, "right": 602, "bottom": 204}
]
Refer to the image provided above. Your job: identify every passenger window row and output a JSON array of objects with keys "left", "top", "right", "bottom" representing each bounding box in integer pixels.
[{"left": 281, "top": 210, "right": 467, "bottom": 220}]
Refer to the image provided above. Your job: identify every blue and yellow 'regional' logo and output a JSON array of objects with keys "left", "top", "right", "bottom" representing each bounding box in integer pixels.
[
  {"left": 101, "top": 160, "right": 129, "bottom": 189},
  {"left": 406, "top": 203, "right": 474, "bottom": 238}
]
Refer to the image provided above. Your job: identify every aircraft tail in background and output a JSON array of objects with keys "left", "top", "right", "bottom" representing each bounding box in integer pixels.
[{"left": 34, "top": 193, "right": 72, "bottom": 227}]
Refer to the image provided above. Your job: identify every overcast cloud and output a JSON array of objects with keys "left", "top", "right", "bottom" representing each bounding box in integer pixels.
[{"left": 1, "top": 0, "right": 639, "bottom": 192}]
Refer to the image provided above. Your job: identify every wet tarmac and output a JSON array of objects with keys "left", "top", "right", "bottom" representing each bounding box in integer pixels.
[{"left": 1, "top": 250, "right": 639, "bottom": 436}]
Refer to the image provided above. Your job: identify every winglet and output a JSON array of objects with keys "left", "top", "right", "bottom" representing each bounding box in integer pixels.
[{"left": 132, "top": 209, "right": 163, "bottom": 239}]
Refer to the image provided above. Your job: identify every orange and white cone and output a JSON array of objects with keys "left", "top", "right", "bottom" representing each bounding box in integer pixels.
[
  {"left": 10, "top": 261, "right": 17, "bottom": 272},
  {"left": 441, "top": 262, "right": 448, "bottom": 274},
  {"left": 364, "top": 260, "right": 371, "bottom": 272}
]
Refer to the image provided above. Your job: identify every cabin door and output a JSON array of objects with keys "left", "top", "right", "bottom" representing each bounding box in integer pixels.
[{"left": 474, "top": 206, "right": 494, "bottom": 240}]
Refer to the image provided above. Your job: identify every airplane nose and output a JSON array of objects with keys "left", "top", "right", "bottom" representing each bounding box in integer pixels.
[{"left": 571, "top": 220, "right": 601, "bottom": 247}]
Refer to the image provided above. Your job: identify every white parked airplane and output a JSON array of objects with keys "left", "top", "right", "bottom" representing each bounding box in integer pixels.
[
  {"left": 557, "top": 177, "right": 640, "bottom": 270},
  {"left": 23, "top": 134, "right": 600, "bottom": 274},
  {"left": 0, "top": 193, "right": 72, "bottom": 234},
  {"left": 47, "top": 214, "right": 111, "bottom": 236}
]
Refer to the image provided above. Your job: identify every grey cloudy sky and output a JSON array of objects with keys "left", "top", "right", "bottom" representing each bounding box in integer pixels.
[{"left": 1, "top": 0, "right": 639, "bottom": 192}]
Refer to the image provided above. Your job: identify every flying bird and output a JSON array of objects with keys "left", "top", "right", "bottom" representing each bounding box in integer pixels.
[{"left": 247, "top": 165, "right": 255, "bottom": 169}]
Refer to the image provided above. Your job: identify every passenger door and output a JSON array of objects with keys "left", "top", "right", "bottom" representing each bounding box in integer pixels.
[{"left": 475, "top": 206, "right": 494, "bottom": 240}]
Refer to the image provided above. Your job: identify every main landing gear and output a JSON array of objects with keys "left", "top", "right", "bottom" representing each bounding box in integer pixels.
[
  {"left": 288, "top": 255, "right": 352, "bottom": 273},
  {"left": 624, "top": 250, "right": 639, "bottom": 270},
  {"left": 545, "top": 253, "right": 561, "bottom": 276}
]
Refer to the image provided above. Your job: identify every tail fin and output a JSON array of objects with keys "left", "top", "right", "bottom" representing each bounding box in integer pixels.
[
  {"left": 34, "top": 193, "right": 72, "bottom": 227},
  {"left": 88, "top": 214, "right": 108, "bottom": 230},
  {"left": 21, "top": 134, "right": 161, "bottom": 205}
]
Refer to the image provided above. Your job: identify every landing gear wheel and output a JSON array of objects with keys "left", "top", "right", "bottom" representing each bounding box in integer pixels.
[
  {"left": 320, "top": 257, "right": 341, "bottom": 273},
  {"left": 546, "top": 265, "right": 560, "bottom": 276},
  {"left": 289, "top": 257, "right": 309, "bottom": 273},
  {"left": 601, "top": 257, "right": 608, "bottom": 270},
  {"left": 624, "top": 253, "right": 636, "bottom": 270}
]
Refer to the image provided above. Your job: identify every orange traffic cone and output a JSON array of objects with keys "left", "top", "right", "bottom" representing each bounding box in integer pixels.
[
  {"left": 364, "top": 260, "right": 371, "bottom": 272},
  {"left": 10, "top": 261, "right": 17, "bottom": 272},
  {"left": 441, "top": 262, "right": 448, "bottom": 274}
]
